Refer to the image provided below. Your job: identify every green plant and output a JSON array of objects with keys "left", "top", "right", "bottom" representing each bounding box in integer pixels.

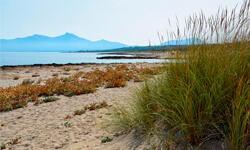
[
  {"left": 124, "top": 76, "right": 131, "bottom": 81},
  {"left": 101, "top": 136, "right": 112, "bottom": 143},
  {"left": 63, "top": 78, "right": 72, "bottom": 82},
  {"left": 1, "top": 143, "right": 6, "bottom": 149},
  {"left": 13, "top": 76, "right": 20, "bottom": 80},
  {"left": 94, "top": 83, "right": 100, "bottom": 87},
  {"left": 74, "top": 109, "right": 85, "bottom": 115},
  {"left": 108, "top": 1, "right": 250, "bottom": 149},
  {"left": 100, "top": 101, "right": 108, "bottom": 108},
  {"left": 52, "top": 73, "right": 59, "bottom": 77},
  {"left": 84, "top": 131, "right": 90, "bottom": 135},
  {"left": 66, "top": 93, "right": 74, "bottom": 97},
  {"left": 16, "top": 104, "right": 24, "bottom": 109},
  {"left": 40, "top": 97, "right": 60, "bottom": 104},
  {"left": 37, "top": 78, "right": 42, "bottom": 84},
  {"left": 64, "top": 122, "right": 71, "bottom": 127},
  {"left": 22, "top": 79, "right": 34, "bottom": 85},
  {"left": 95, "top": 104, "right": 100, "bottom": 109}
]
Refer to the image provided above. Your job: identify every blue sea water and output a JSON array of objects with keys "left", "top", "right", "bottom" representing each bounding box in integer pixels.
[{"left": 0, "top": 52, "right": 164, "bottom": 66}]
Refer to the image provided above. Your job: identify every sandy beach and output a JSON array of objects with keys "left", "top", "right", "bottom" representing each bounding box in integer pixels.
[
  {"left": 0, "top": 63, "right": 158, "bottom": 150},
  {"left": 0, "top": 63, "right": 231, "bottom": 150}
]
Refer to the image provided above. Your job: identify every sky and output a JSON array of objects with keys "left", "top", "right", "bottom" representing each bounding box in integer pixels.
[{"left": 0, "top": 0, "right": 243, "bottom": 45}]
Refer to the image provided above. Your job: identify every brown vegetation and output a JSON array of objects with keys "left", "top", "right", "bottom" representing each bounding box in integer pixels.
[
  {"left": 32, "top": 74, "right": 40, "bottom": 77},
  {"left": 0, "top": 64, "right": 163, "bottom": 111},
  {"left": 13, "top": 76, "right": 20, "bottom": 80}
]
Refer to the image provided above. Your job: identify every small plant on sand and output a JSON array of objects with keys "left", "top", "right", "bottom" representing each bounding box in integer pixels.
[
  {"left": 64, "top": 122, "right": 71, "bottom": 127},
  {"left": 101, "top": 136, "right": 112, "bottom": 143},
  {"left": 87, "top": 103, "right": 97, "bottom": 111},
  {"left": 99, "top": 101, "right": 108, "bottom": 108},
  {"left": 84, "top": 131, "right": 90, "bottom": 135},
  {"left": 73, "top": 67, "right": 80, "bottom": 71},
  {"left": 64, "top": 67, "right": 71, "bottom": 72},
  {"left": 36, "top": 78, "right": 42, "bottom": 84},
  {"left": 10, "top": 137, "right": 21, "bottom": 145},
  {"left": 40, "top": 97, "right": 60, "bottom": 104},
  {"left": 52, "top": 73, "right": 59, "bottom": 77},
  {"left": 105, "top": 68, "right": 127, "bottom": 88},
  {"left": 1, "top": 143, "right": 6, "bottom": 149},
  {"left": 32, "top": 74, "right": 40, "bottom": 77},
  {"left": 74, "top": 109, "right": 85, "bottom": 115},
  {"left": 133, "top": 75, "right": 143, "bottom": 82},
  {"left": 115, "top": 64, "right": 128, "bottom": 71},
  {"left": 64, "top": 115, "right": 72, "bottom": 120},
  {"left": 13, "top": 76, "right": 20, "bottom": 80},
  {"left": 22, "top": 79, "right": 34, "bottom": 85},
  {"left": 63, "top": 72, "right": 71, "bottom": 75}
]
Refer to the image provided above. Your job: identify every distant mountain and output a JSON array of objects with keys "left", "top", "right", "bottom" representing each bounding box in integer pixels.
[
  {"left": 163, "top": 38, "right": 203, "bottom": 45},
  {"left": 84, "top": 38, "right": 203, "bottom": 52},
  {"left": 0, "top": 33, "right": 128, "bottom": 52}
]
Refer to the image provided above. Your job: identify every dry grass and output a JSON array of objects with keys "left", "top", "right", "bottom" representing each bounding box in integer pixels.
[
  {"left": 52, "top": 73, "right": 59, "bottom": 77},
  {"left": 108, "top": 1, "right": 250, "bottom": 149},
  {"left": 64, "top": 67, "right": 71, "bottom": 72},
  {"left": 32, "top": 74, "right": 40, "bottom": 77},
  {"left": 13, "top": 76, "right": 20, "bottom": 80},
  {"left": 0, "top": 65, "right": 163, "bottom": 111}
]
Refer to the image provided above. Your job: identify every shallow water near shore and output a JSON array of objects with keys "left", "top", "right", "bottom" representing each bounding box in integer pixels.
[{"left": 0, "top": 52, "right": 164, "bottom": 66}]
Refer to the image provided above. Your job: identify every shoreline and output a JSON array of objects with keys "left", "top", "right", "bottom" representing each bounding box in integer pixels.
[
  {"left": 0, "top": 51, "right": 180, "bottom": 68},
  {"left": 0, "top": 62, "right": 163, "bottom": 69}
]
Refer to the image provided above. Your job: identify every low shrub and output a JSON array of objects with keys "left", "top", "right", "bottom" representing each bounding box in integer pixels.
[
  {"left": 64, "top": 67, "right": 71, "bottom": 72},
  {"left": 0, "top": 65, "right": 163, "bottom": 111},
  {"left": 52, "top": 73, "right": 58, "bottom": 77},
  {"left": 32, "top": 74, "right": 40, "bottom": 77},
  {"left": 13, "top": 76, "right": 20, "bottom": 80},
  {"left": 74, "top": 109, "right": 85, "bottom": 115},
  {"left": 22, "top": 79, "right": 34, "bottom": 85},
  {"left": 40, "top": 97, "right": 60, "bottom": 104}
]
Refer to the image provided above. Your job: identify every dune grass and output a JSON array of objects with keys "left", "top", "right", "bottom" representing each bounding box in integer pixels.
[{"left": 108, "top": 1, "right": 249, "bottom": 149}]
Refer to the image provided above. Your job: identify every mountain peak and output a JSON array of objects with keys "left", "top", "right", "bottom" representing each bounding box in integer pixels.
[
  {"left": 62, "top": 32, "right": 78, "bottom": 37},
  {"left": 54, "top": 32, "right": 82, "bottom": 40},
  {"left": 64, "top": 32, "right": 74, "bottom": 36},
  {"left": 97, "top": 39, "right": 108, "bottom": 42},
  {"left": 1, "top": 33, "right": 128, "bottom": 52},
  {"left": 24, "top": 34, "right": 49, "bottom": 40}
]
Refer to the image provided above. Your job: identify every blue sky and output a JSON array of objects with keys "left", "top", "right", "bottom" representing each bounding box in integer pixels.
[{"left": 0, "top": 0, "right": 242, "bottom": 45}]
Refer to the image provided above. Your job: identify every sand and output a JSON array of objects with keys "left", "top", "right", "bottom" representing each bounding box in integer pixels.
[
  {"left": 0, "top": 63, "right": 154, "bottom": 150},
  {"left": 0, "top": 63, "right": 228, "bottom": 150}
]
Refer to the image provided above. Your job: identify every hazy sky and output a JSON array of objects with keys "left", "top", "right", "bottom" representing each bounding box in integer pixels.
[{"left": 0, "top": 0, "right": 243, "bottom": 45}]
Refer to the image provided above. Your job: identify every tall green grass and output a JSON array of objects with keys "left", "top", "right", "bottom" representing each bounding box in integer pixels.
[{"left": 108, "top": 1, "right": 249, "bottom": 149}]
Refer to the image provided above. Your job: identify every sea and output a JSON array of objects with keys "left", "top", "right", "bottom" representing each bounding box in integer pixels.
[{"left": 0, "top": 52, "right": 165, "bottom": 67}]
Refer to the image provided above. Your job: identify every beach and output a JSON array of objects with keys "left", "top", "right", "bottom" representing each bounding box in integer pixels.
[
  {"left": 0, "top": 63, "right": 159, "bottom": 150},
  {"left": 0, "top": 62, "right": 238, "bottom": 150}
]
